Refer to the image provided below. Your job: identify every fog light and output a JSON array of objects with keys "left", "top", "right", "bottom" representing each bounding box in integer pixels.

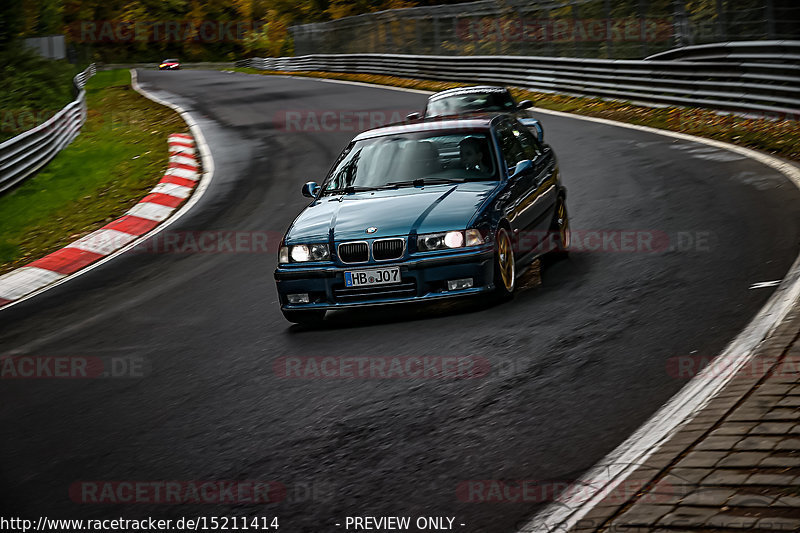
[
  {"left": 287, "top": 293, "right": 310, "bottom": 304},
  {"left": 447, "top": 278, "right": 473, "bottom": 291}
]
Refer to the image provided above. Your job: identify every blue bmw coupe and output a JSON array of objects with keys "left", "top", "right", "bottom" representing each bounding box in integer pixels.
[{"left": 274, "top": 114, "right": 569, "bottom": 324}]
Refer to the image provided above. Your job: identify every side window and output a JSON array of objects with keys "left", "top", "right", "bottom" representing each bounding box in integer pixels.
[
  {"left": 517, "top": 127, "right": 543, "bottom": 160},
  {"left": 496, "top": 123, "right": 526, "bottom": 171}
]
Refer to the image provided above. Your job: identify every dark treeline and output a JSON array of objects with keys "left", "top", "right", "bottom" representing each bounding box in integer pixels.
[{"left": 0, "top": 0, "right": 468, "bottom": 61}]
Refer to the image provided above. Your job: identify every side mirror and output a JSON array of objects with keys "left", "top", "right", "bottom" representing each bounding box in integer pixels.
[
  {"left": 406, "top": 112, "right": 421, "bottom": 121},
  {"left": 533, "top": 121, "right": 544, "bottom": 142},
  {"left": 511, "top": 160, "right": 534, "bottom": 178},
  {"left": 517, "top": 100, "right": 533, "bottom": 110},
  {"left": 301, "top": 181, "right": 320, "bottom": 198},
  {"left": 519, "top": 117, "right": 544, "bottom": 142}
]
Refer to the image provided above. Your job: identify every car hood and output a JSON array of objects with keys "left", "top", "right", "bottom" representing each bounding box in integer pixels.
[{"left": 285, "top": 182, "right": 499, "bottom": 243}]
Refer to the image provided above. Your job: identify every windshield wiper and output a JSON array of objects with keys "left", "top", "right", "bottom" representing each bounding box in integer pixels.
[
  {"left": 326, "top": 178, "right": 470, "bottom": 194},
  {"left": 325, "top": 185, "right": 384, "bottom": 194},
  {"left": 384, "top": 178, "right": 466, "bottom": 188}
]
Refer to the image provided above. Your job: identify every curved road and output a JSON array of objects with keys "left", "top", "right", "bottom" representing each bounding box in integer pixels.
[{"left": 1, "top": 70, "right": 799, "bottom": 532}]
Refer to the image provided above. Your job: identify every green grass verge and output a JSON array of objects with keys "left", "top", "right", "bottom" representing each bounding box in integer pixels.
[
  {"left": 0, "top": 69, "right": 184, "bottom": 275},
  {"left": 233, "top": 67, "right": 800, "bottom": 163}
]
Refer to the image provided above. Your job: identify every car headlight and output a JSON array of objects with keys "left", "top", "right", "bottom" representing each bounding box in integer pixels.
[
  {"left": 281, "top": 243, "right": 330, "bottom": 263},
  {"left": 417, "top": 230, "right": 484, "bottom": 252}
]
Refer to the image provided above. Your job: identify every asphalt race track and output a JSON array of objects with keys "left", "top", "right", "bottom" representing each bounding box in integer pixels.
[{"left": 1, "top": 70, "right": 799, "bottom": 532}]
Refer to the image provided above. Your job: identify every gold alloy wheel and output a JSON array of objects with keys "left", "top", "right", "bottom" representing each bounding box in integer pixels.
[
  {"left": 557, "top": 200, "right": 570, "bottom": 250},
  {"left": 497, "top": 228, "right": 515, "bottom": 292}
]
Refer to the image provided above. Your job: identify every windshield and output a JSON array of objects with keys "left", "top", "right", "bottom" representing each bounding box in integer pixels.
[
  {"left": 426, "top": 91, "right": 515, "bottom": 117},
  {"left": 322, "top": 131, "right": 498, "bottom": 193}
]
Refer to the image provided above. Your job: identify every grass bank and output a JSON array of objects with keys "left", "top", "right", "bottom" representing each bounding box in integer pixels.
[
  {"left": 233, "top": 67, "right": 800, "bottom": 163},
  {"left": 0, "top": 69, "right": 184, "bottom": 275}
]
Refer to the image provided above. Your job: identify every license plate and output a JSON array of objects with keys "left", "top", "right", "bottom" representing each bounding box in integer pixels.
[{"left": 344, "top": 267, "right": 400, "bottom": 287}]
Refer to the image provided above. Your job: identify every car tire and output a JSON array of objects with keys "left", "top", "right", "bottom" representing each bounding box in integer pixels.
[
  {"left": 492, "top": 227, "right": 515, "bottom": 299},
  {"left": 281, "top": 309, "right": 326, "bottom": 325},
  {"left": 549, "top": 197, "right": 570, "bottom": 258}
]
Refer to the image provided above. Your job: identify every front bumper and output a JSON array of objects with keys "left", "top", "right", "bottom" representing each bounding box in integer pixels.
[{"left": 275, "top": 247, "right": 495, "bottom": 310}]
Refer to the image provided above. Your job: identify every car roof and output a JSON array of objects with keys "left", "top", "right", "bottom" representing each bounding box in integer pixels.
[
  {"left": 428, "top": 86, "right": 510, "bottom": 102},
  {"left": 352, "top": 114, "right": 503, "bottom": 141}
]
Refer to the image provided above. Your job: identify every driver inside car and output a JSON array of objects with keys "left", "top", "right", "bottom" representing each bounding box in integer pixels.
[{"left": 459, "top": 136, "right": 492, "bottom": 174}]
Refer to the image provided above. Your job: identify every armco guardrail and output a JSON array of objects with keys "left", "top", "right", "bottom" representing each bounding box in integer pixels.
[
  {"left": 237, "top": 41, "right": 799, "bottom": 118},
  {"left": 98, "top": 62, "right": 235, "bottom": 70},
  {"left": 0, "top": 63, "right": 96, "bottom": 194},
  {"left": 646, "top": 39, "right": 800, "bottom": 63}
]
